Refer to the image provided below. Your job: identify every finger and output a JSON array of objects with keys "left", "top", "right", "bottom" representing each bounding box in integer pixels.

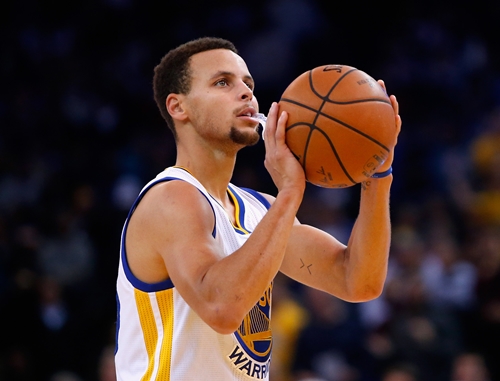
[
  {"left": 378, "top": 79, "right": 387, "bottom": 93},
  {"left": 389, "top": 95, "right": 402, "bottom": 136},
  {"left": 275, "top": 111, "right": 288, "bottom": 146},
  {"left": 264, "top": 102, "right": 278, "bottom": 144},
  {"left": 390, "top": 94, "right": 399, "bottom": 115}
]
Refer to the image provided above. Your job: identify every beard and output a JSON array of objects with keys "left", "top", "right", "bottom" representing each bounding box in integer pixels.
[{"left": 229, "top": 125, "right": 260, "bottom": 146}]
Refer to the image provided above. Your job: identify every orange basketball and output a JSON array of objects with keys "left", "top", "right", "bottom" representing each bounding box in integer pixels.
[{"left": 279, "top": 64, "right": 397, "bottom": 188}]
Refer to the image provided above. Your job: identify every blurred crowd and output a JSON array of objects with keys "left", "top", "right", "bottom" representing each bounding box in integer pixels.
[{"left": 1, "top": 0, "right": 500, "bottom": 380}]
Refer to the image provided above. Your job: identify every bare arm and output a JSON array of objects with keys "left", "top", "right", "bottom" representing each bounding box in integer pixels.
[
  {"left": 279, "top": 175, "right": 393, "bottom": 302},
  {"left": 126, "top": 103, "right": 306, "bottom": 334},
  {"left": 280, "top": 92, "right": 401, "bottom": 302}
]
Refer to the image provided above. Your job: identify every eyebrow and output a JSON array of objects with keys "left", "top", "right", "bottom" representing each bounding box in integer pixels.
[{"left": 210, "top": 70, "right": 254, "bottom": 84}]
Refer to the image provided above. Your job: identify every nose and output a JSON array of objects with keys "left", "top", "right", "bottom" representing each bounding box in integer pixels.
[{"left": 238, "top": 81, "right": 253, "bottom": 101}]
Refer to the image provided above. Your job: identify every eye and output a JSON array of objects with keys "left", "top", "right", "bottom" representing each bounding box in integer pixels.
[
  {"left": 245, "top": 81, "right": 254, "bottom": 91},
  {"left": 215, "top": 78, "right": 229, "bottom": 87}
]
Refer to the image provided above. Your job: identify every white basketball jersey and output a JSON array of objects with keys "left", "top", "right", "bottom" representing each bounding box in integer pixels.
[{"left": 115, "top": 167, "right": 273, "bottom": 380}]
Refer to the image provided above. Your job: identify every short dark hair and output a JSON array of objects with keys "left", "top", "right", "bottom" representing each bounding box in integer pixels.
[{"left": 153, "top": 37, "right": 238, "bottom": 137}]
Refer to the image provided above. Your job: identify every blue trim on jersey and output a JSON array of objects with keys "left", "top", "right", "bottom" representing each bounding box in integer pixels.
[
  {"left": 121, "top": 216, "right": 175, "bottom": 292},
  {"left": 115, "top": 293, "right": 120, "bottom": 354},
  {"left": 121, "top": 176, "right": 216, "bottom": 293},
  {"left": 240, "top": 187, "right": 271, "bottom": 210},
  {"left": 227, "top": 185, "right": 250, "bottom": 235}
]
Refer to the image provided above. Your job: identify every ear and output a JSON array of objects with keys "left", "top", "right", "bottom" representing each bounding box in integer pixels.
[{"left": 166, "top": 94, "right": 188, "bottom": 122}]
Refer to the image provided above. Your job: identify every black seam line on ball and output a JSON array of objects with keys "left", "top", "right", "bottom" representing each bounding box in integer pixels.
[{"left": 281, "top": 98, "right": 390, "bottom": 152}]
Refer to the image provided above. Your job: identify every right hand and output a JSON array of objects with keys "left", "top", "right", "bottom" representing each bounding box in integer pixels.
[{"left": 263, "top": 102, "right": 306, "bottom": 194}]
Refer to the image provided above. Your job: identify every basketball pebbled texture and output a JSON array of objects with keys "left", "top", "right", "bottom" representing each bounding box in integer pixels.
[{"left": 279, "top": 64, "right": 397, "bottom": 188}]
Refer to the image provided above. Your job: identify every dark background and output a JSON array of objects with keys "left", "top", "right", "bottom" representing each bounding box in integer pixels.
[{"left": 1, "top": 1, "right": 500, "bottom": 380}]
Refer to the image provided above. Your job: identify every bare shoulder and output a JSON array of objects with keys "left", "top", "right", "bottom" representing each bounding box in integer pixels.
[
  {"left": 130, "top": 180, "right": 215, "bottom": 239},
  {"left": 138, "top": 180, "right": 213, "bottom": 222},
  {"left": 126, "top": 180, "right": 216, "bottom": 283}
]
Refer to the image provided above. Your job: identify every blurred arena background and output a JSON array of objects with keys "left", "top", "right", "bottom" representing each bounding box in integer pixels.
[{"left": 1, "top": 0, "right": 499, "bottom": 380}]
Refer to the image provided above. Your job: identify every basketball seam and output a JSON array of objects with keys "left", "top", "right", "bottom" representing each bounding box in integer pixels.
[
  {"left": 305, "top": 68, "right": 354, "bottom": 183},
  {"left": 315, "top": 127, "right": 356, "bottom": 184},
  {"left": 282, "top": 99, "right": 391, "bottom": 152},
  {"left": 281, "top": 97, "right": 392, "bottom": 105},
  {"left": 281, "top": 66, "right": 391, "bottom": 187},
  {"left": 309, "top": 67, "right": 358, "bottom": 102}
]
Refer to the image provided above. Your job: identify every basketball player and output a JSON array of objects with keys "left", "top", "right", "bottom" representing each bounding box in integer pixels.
[{"left": 115, "top": 37, "right": 401, "bottom": 380}]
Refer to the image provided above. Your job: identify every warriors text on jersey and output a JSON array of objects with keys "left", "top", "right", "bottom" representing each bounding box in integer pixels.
[{"left": 115, "top": 167, "right": 273, "bottom": 380}]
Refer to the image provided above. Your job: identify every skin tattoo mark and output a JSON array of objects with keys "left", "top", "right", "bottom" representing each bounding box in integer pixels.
[{"left": 299, "top": 258, "right": 313, "bottom": 274}]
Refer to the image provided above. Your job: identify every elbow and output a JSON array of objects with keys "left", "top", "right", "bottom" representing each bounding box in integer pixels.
[
  {"left": 202, "top": 304, "right": 245, "bottom": 335},
  {"left": 358, "top": 285, "right": 384, "bottom": 302},
  {"left": 345, "top": 282, "right": 384, "bottom": 303},
  {"left": 209, "top": 319, "right": 242, "bottom": 335}
]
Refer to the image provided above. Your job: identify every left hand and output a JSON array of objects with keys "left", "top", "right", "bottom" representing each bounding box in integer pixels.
[{"left": 376, "top": 80, "right": 402, "bottom": 172}]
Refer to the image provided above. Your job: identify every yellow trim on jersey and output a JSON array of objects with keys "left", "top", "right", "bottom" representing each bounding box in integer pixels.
[
  {"left": 171, "top": 166, "right": 249, "bottom": 234},
  {"left": 227, "top": 187, "right": 250, "bottom": 234},
  {"left": 134, "top": 289, "right": 175, "bottom": 381},
  {"left": 134, "top": 289, "right": 158, "bottom": 381},
  {"left": 171, "top": 165, "right": 192, "bottom": 175},
  {"left": 156, "top": 289, "right": 174, "bottom": 380}
]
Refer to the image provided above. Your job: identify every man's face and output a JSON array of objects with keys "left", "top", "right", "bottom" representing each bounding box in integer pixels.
[{"left": 182, "top": 49, "right": 260, "bottom": 148}]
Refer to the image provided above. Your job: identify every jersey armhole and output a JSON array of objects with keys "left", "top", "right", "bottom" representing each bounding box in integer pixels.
[
  {"left": 240, "top": 187, "right": 271, "bottom": 210},
  {"left": 121, "top": 177, "right": 217, "bottom": 292}
]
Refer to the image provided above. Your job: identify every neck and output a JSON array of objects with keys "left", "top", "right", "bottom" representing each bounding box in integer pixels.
[{"left": 175, "top": 140, "right": 238, "bottom": 204}]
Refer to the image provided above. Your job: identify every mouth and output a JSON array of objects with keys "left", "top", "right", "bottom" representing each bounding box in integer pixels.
[
  {"left": 237, "top": 107, "right": 257, "bottom": 118},
  {"left": 237, "top": 107, "right": 261, "bottom": 125}
]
